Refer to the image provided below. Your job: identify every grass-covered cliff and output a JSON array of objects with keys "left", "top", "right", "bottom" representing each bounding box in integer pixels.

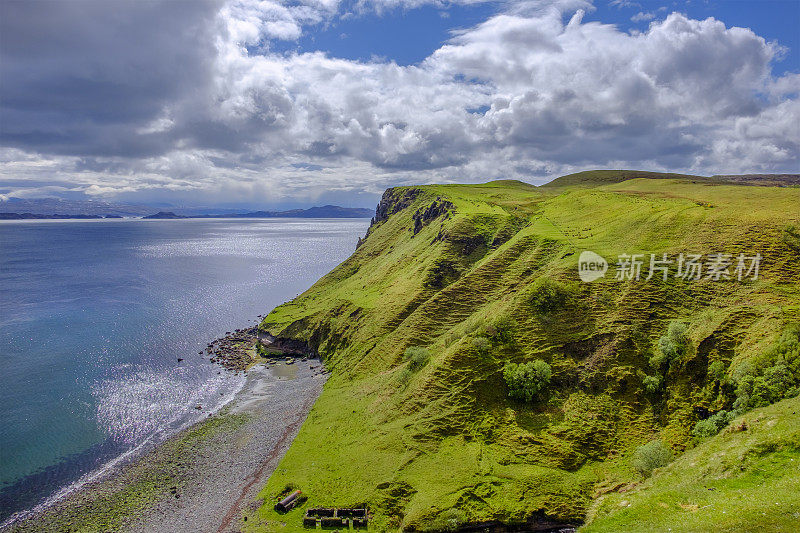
[{"left": 249, "top": 171, "right": 800, "bottom": 532}]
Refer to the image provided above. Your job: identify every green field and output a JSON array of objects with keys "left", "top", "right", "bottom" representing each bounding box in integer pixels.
[{"left": 247, "top": 172, "right": 800, "bottom": 532}]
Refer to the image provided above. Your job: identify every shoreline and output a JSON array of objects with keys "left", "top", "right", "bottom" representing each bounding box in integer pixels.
[
  {"left": 5, "top": 357, "right": 327, "bottom": 532},
  {"left": 0, "top": 370, "right": 247, "bottom": 529}
]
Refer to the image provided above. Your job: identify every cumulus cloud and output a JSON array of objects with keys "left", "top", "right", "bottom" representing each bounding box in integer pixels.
[
  {"left": 631, "top": 11, "right": 654, "bottom": 23},
  {"left": 0, "top": 0, "right": 797, "bottom": 206}
]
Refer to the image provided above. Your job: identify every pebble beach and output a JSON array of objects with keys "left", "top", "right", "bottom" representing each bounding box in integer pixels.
[{"left": 6, "top": 359, "right": 327, "bottom": 533}]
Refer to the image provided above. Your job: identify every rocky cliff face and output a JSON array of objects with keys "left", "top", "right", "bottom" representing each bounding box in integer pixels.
[
  {"left": 412, "top": 197, "right": 454, "bottom": 235},
  {"left": 357, "top": 188, "right": 455, "bottom": 248},
  {"left": 372, "top": 187, "right": 423, "bottom": 225},
  {"left": 257, "top": 331, "right": 318, "bottom": 357},
  {"left": 358, "top": 187, "right": 425, "bottom": 248}
]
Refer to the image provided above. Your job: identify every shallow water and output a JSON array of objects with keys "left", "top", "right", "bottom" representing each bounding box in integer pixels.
[{"left": 0, "top": 217, "right": 368, "bottom": 521}]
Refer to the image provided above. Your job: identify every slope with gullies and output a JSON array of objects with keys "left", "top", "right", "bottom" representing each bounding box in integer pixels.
[{"left": 249, "top": 172, "right": 800, "bottom": 532}]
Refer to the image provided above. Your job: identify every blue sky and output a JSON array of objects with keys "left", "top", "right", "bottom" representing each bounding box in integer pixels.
[
  {"left": 279, "top": 1, "right": 799, "bottom": 74},
  {"left": 1, "top": 0, "right": 798, "bottom": 209}
]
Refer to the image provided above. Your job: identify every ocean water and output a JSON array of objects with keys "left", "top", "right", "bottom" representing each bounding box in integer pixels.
[{"left": 0, "top": 218, "right": 369, "bottom": 522}]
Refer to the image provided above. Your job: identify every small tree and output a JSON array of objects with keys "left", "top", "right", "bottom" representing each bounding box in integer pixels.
[
  {"left": 733, "top": 326, "right": 800, "bottom": 412},
  {"left": 642, "top": 374, "right": 662, "bottom": 394},
  {"left": 693, "top": 410, "right": 734, "bottom": 439},
  {"left": 650, "top": 321, "right": 689, "bottom": 371},
  {"left": 403, "top": 346, "right": 431, "bottom": 371},
  {"left": 707, "top": 360, "right": 726, "bottom": 382},
  {"left": 503, "top": 360, "right": 552, "bottom": 402},
  {"left": 528, "top": 278, "right": 570, "bottom": 314},
  {"left": 632, "top": 440, "right": 673, "bottom": 477},
  {"left": 484, "top": 315, "right": 516, "bottom": 344}
]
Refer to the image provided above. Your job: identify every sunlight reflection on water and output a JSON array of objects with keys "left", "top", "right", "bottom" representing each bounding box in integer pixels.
[{"left": 0, "top": 217, "right": 369, "bottom": 522}]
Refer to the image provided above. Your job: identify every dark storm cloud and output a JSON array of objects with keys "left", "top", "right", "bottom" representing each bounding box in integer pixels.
[{"left": 0, "top": 0, "right": 222, "bottom": 157}]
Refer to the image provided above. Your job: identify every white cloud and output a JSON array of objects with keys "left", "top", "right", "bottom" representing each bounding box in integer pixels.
[
  {"left": 631, "top": 11, "right": 654, "bottom": 23},
  {"left": 609, "top": 0, "right": 639, "bottom": 8}
]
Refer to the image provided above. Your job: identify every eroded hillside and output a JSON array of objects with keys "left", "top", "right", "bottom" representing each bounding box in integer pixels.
[{"left": 249, "top": 174, "right": 800, "bottom": 532}]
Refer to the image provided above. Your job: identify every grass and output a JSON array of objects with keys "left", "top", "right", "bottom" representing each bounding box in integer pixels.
[
  {"left": 245, "top": 171, "right": 800, "bottom": 532},
  {"left": 582, "top": 396, "right": 800, "bottom": 532}
]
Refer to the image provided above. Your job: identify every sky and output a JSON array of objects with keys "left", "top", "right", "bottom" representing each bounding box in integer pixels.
[{"left": 0, "top": 0, "right": 798, "bottom": 209}]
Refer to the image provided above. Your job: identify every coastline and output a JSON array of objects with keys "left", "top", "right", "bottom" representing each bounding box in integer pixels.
[{"left": 5, "top": 358, "right": 328, "bottom": 533}]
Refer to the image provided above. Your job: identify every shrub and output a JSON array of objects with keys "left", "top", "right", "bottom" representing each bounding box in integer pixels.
[
  {"left": 693, "top": 410, "right": 735, "bottom": 439},
  {"left": 528, "top": 278, "right": 571, "bottom": 314},
  {"left": 503, "top": 360, "right": 552, "bottom": 402},
  {"left": 650, "top": 321, "right": 689, "bottom": 371},
  {"left": 632, "top": 440, "right": 673, "bottom": 477},
  {"left": 403, "top": 346, "right": 431, "bottom": 371},
  {"left": 643, "top": 374, "right": 662, "bottom": 394},
  {"left": 707, "top": 360, "right": 726, "bottom": 382},
  {"left": 426, "top": 508, "right": 467, "bottom": 532},
  {"left": 733, "top": 325, "right": 800, "bottom": 412},
  {"left": 471, "top": 336, "right": 490, "bottom": 355},
  {"left": 484, "top": 315, "right": 516, "bottom": 344},
  {"left": 738, "top": 364, "right": 797, "bottom": 410},
  {"left": 763, "top": 363, "right": 795, "bottom": 400},
  {"left": 768, "top": 324, "right": 800, "bottom": 375}
]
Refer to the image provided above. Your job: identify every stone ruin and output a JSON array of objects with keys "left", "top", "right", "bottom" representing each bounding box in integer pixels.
[{"left": 303, "top": 507, "right": 368, "bottom": 529}]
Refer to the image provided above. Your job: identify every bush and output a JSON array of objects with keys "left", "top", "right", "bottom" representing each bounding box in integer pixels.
[
  {"left": 693, "top": 410, "right": 735, "bottom": 439},
  {"left": 471, "top": 336, "right": 490, "bottom": 355},
  {"left": 403, "top": 346, "right": 431, "bottom": 371},
  {"left": 632, "top": 440, "right": 673, "bottom": 477},
  {"left": 733, "top": 325, "right": 800, "bottom": 412},
  {"left": 650, "top": 321, "right": 689, "bottom": 371},
  {"left": 643, "top": 374, "right": 662, "bottom": 394},
  {"left": 426, "top": 508, "right": 467, "bottom": 532},
  {"left": 707, "top": 360, "right": 726, "bottom": 382},
  {"left": 769, "top": 324, "right": 800, "bottom": 375},
  {"left": 503, "top": 360, "right": 552, "bottom": 402},
  {"left": 737, "top": 364, "right": 797, "bottom": 410},
  {"left": 763, "top": 363, "right": 795, "bottom": 399},
  {"left": 483, "top": 315, "right": 516, "bottom": 344},
  {"left": 528, "top": 278, "right": 571, "bottom": 314}
]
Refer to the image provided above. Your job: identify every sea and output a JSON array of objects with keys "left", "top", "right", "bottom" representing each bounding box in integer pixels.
[{"left": 0, "top": 217, "right": 369, "bottom": 523}]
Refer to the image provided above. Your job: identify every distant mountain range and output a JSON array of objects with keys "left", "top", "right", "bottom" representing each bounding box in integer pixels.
[
  {"left": 0, "top": 197, "right": 374, "bottom": 218},
  {"left": 143, "top": 205, "right": 372, "bottom": 219},
  {"left": 1, "top": 205, "right": 373, "bottom": 220}
]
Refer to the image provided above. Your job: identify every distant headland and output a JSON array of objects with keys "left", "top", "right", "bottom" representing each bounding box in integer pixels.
[
  {"left": 143, "top": 205, "right": 373, "bottom": 219},
  {"left": 1, "top": 205, "right": 373, "bottom": 220}
]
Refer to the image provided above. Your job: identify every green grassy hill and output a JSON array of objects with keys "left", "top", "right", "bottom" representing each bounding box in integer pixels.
[
  {"left": 247, "top": 172, "right": 800, "bottom": 532},
  {"left": 582, "top": 396, "right": 800, "bottom": 532}
]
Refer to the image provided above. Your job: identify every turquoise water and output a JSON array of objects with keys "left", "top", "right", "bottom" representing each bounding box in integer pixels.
[{"left": 0, "top": 218, "right": 368, "bottom": 522}]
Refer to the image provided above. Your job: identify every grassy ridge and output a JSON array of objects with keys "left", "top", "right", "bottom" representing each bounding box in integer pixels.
[{"left": 248, "top": 173, "right": 800, "bottom": 532}]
